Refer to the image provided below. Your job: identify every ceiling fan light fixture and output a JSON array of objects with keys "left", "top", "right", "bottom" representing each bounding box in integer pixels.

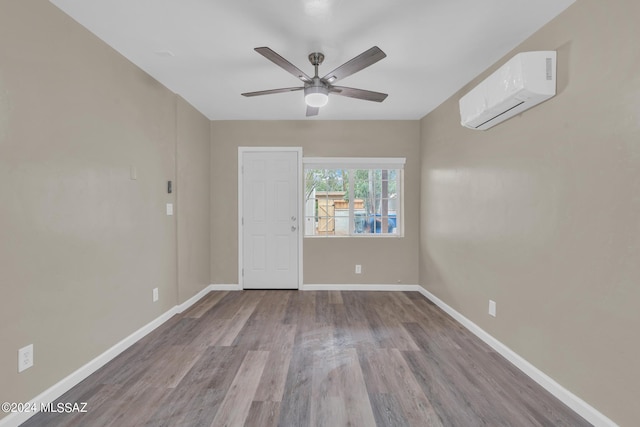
[{"left": 304, "top": 85, "right": 329, "bottom": 107}]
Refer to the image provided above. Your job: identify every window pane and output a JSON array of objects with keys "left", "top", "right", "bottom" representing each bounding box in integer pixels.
[
  {"left": 304, "top": 165, "right": 401, "bottom": 237},
  {"left": 305, "top": 168, "right": 347, "bottom": 236},
  {"left": 354, "top": 169, "right": 399, "bottom": 234}
]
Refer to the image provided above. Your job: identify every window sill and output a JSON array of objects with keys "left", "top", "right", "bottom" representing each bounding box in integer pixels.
[{"left": 304, "top": 234, "right": 404, "bottom": 239}]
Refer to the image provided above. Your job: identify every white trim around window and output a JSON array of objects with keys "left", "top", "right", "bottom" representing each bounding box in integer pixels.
[{"left": 303, "top": 157, "right": 406, "bottom": 170}]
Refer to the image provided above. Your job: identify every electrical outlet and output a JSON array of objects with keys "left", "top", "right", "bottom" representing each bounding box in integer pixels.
[
  {"left": 355, "top": 264, "right": 362, "bottom": 274},
  {"left": 18, "top": 344, "right": 34, "bottom": 373},
  {"left": 153, "top": 288, "right": 159, "bottom": 302},
  {"left": 488, "top": 300, "right": 497, "bottom": 317}
]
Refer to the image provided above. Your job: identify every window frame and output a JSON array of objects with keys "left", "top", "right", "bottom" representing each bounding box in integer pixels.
[{"left": 303, "top": 157, "right": 406, "bottom": 238}]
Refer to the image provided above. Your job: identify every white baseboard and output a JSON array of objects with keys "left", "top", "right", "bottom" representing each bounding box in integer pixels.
[
  {"left": 416, "top": 286, "right": 617, "bottom": 427},
  {"left": 210, "top": 283, "right": 418, "bottom": 292},
  {"left": 301, "top": 283, "right": 419, "bottom": 291},
  {"left": 210, "top": 284, "right": 242, "bottom": 291},
  {"left": 0, "top": 286, "right": 213, "bottom": 427}
]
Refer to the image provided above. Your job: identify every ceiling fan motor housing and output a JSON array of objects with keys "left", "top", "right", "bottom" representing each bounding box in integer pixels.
[{"left": 304, "top": 78, "right": 329, "bottom": 107}]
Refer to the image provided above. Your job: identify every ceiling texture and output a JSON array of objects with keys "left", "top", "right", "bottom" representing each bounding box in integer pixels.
[{"left": 50, "top": 0, "right": 574, "bottom": 120}]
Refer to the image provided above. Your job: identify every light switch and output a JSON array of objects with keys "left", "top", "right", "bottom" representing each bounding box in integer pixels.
[
  {"left": 489, "top": 300, "right": 497, "bottom": 317},
  {"left": 130, "top": 166, "right": 137, "bottom": 180},
  {"left": 166, "top": 203, "right": 173, "bottom": 216}
]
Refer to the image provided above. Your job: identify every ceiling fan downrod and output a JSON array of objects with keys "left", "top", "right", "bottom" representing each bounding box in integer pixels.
[{"left": 308, "top": 52, "right": 325, "bottom": 77}]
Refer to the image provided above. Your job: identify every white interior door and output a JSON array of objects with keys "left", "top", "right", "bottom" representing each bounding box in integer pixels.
[{"left": 240, "top": 148, "right": 301, "bottom": 289}]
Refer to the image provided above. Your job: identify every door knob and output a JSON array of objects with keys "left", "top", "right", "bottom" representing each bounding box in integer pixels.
[
  {"left": 291, "top": 216, "right": 297, "bottom": 221},
  {"left": 291, "top": 225, "right": 297, "bottom": 231}
]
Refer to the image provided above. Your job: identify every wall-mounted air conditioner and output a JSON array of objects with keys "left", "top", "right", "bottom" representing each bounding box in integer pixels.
[{"left": 459, "top": 51, "right": 556, "bottom": 130}]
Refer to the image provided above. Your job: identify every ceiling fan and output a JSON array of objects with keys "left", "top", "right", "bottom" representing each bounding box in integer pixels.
[{"left": 241, "top": 46, "right": 388, "bottom": 117}]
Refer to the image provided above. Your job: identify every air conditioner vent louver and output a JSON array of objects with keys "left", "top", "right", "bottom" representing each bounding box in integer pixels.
[{"left": 459, "top": 51, "right": 557, "bottom": 130}]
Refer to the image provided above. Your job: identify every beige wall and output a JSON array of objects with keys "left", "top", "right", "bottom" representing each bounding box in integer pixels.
[
  {"left": 0, "top": 0, "right": 210, "bottom": 416},
  {"left": 211, "top": 121, "right": 420, "bottom": 285},
  {"left": 419, "top": 0, "right": 640, "bottom": 424},
  {"left": 177, "top": 97, "right": 211, "bottom": 303}
]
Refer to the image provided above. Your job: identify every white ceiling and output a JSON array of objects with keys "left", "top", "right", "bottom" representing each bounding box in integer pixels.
[{"left": 49, "top": 0, "right": 574, "bottom": 120}]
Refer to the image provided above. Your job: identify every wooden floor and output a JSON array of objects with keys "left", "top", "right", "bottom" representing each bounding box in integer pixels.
[{"left": 23, "top": 291, "right": 590, "bottom": 427}]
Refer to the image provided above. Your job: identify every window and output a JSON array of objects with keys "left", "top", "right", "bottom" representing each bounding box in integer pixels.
[{"left": 303, "top": 157, "right": 405, "bottom": 237}]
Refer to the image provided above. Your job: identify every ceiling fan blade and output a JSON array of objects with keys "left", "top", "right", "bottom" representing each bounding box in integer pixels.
[
  {"left": 321, "top": 46, "right": 386, "bottom": 83},
  {"left": 241, "top": 87, "right": 304, "bottom": 97},
  {"left": 306, "top": 105, "right": 320, "bottom": 117},
  {"left": 255, "top": 47, "right": 312, "bottom": 83},
  {"left": 330, "top": 86, "right": 388, "bottom": 102}
]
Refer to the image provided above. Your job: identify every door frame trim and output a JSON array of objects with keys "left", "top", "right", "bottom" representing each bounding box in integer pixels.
[{"left": 238, "top": 147, "right": 303, "bottom": 289}]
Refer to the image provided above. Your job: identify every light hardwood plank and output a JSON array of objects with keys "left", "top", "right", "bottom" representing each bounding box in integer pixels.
[
  {"left": 215, "top": 294, "right": 262, "bottom": 346},
  {"left": 246, "top": 290, "right": 291, "bottom": 325},
  {"left": 359, "top": 348, "right": 442, "bottom": 426},
  {"left": 369, "top": 392, "right": 410, "bottom": 427},
  {"left": 277, "top": 346, "right": 313, "bottom": 427},
  {"left": 253, "top": 325, "right": 296, "bottom": 401},
  {"left": 365, "top": 305, "right": 421, "bottom": 351},
  {"left": 328, "top": 290, "right": 343, "bottom": 304},
  {"left": 245, "top": 401, "right": 281, "bottom": 427},
  {"left": 209, "top": 350, "right": 270, "bottom": 427},
  {"left": 137, "top": 344, "right": 203, "bottom": 389},
  {"left": 310, "top": 347, "right": 376, "bottom": 427},
  {"left": 190, "top": 318, "right": 233, "bottom": 349},
  {"left": 182, "top": 291, "right": 228, "bottom": 318}
]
